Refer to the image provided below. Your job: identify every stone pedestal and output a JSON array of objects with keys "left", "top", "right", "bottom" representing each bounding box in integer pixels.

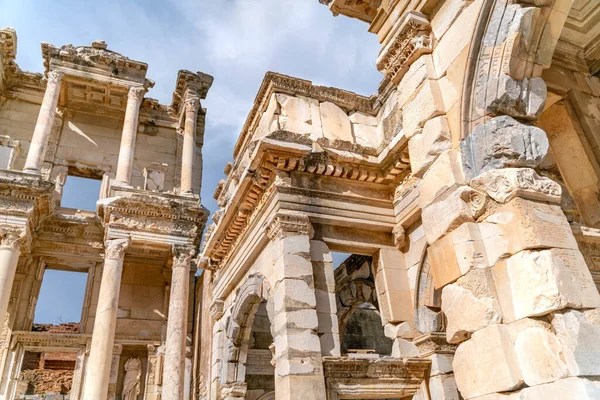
[
  {"left": 82, "top": 238, "right": 129, "bottom": 400},
  {"left": 180, "top": 94, "right": 199, "bottom": 194},
  {"left": 116, "top": 86, "right": 145, "bottom": 184},
  {"left": 266, "top": 212, "right": 327, "bottom": 400},
  {"left": 163, "top": 246, "right": 193, "bottom": 400},
  {"left": 23, "top": 70, "right": 62, "bottom": 174}
]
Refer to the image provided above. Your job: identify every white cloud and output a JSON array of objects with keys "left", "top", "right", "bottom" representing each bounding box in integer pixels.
[{"left": 0, "top": 0, "right": 381, "bottom": 212}]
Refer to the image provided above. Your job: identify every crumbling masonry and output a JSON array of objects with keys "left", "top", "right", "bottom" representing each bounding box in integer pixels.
[{"left": 2, "top": 0, "right": 600, "bottom": 399}]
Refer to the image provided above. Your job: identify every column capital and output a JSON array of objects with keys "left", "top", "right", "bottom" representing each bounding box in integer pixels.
[
  {"left": 46, "top": 70, "right": 63, "bottom": 85},
  {"left": 0, "top": 231, "right": 24, "bottom": 250},
  {"left": 104, "top": 238, "right": 131, "bottom": 261},
  {"left": 127, "top": 86, "right": 146, "bottom": 102},
  {"left": 183, "top": 92, "right": 200, "bottom": 115},
  {"left": 172, "top": 245, "right": 195, "bottom": 268},
  {"left": 266, "top": 212, "right": 312, "bottom": 241}
]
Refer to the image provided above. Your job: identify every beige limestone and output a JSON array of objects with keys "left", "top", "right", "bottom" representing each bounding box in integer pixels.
[
  {"left": 83, "top": 238, "right": 129, "bottom": 400},
  {"left": 402, "top": 80, "right": 445, "bottom": 138},
  {"left": 23, "top": 70, "right": 62, "bottom": 174},
  {"left": 408, "top": 116, "right": 452, "bottom": 178},
  {"left": 513, "top": 326, "right": 568, "bottom": 386},
  {"left": 442, "top": 284, "right": 502, "bottom": 344},
  {"left": 419, "top": 149, "right": 466, "bottom": 208},
  {"left": 492, "top": 249, "right": 600, "bottom": 322},
  {"left": 422, "top": 186, "right": 486, "bottom": 244},
  {"left": 319, "top": 101, "right": 353, "bottom": 142},
  {"left": 470, "top": 168, "right": 561, "bottom": 204},
  {"left": 0, "top": 234, "right": 21, "bottom": 334},
  {"left": 453, "top": 324, "right": 524, "bottom": 399},
  {"left": 551, "top": 309, "right": 600, "bottom": 377},
  {"left": 116, "top": 86, "right": 144, "bottom": 184}
]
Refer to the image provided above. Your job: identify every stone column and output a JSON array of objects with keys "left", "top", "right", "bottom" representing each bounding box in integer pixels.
[
  {"left": 163, "top": 245, "right": 194, "bottom": 400},
  {"left": 23, "top": 70, "right": 63, "bottom": 174},
  {"left": 116, "top": 86, "right": 145, "bottom": 184},
  {"left": 82, "top": 238, "right": 130, "bottom": 400},
  {"left": 0, "top": 232, "right": 22, "bottom": 330},
  {"left": 180, "top": 92, "right": 199, "bottom": 194},
  {"left": 266, "top": 212, "right": 327, "bottom": 400}
]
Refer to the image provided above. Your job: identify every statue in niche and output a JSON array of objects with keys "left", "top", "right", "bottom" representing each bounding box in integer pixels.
[{"left": 122, "top": 357, "right": 141, "bottom": 400}]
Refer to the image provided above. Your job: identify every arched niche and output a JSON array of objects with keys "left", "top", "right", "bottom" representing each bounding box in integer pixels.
[{"left": 221, "top": 273, "right": 273, "bottom": 396}]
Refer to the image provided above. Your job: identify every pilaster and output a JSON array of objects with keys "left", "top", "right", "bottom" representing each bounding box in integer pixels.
[{"left": 266, "top": 211, "right": 327, "bottom": 400}]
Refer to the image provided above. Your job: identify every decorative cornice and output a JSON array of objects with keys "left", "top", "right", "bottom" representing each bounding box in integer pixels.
[
  {"left": 104, "top": 237, "right": 130, "bottom": 260},
  {"left": 41, "top": 41, "right": 149, "bottom": 80},
  {"left": 171, "top": 69, "right": 213, "bottom": 114},
  {"left": 376, "top": 11, "right": 432, "bottom": 85},
  {"left": 266, "top": 212, "right": 312, "bottom": 241},
  {"left": 232, "top": 72, "right": 376, "bottom": 159}
]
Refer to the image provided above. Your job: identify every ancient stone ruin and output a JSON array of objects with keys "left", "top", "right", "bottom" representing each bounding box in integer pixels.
[{"left": 1, "top": 0, "right": 600, "bottom": 398}]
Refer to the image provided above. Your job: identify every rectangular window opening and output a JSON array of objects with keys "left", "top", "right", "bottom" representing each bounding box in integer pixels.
[
  {"left": 331, "top": 252, "right": 353, "bottom": 270},
  {"left": 33, "top": 269, "right": 88, "bottom": 331},
  {"left": 61, "top": 175, "right": 102, "bottom": 211}
]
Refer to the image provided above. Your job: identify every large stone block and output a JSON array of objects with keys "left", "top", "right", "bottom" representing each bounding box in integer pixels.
[
  {"left": 551, "top": 309, "right": 600, "bottom": 377},
  {"left": 492, "top": 249, "right": 600, "bottom": 322},
  {"left": 470, "top": 167, "right": 561, "bottom": 204},
  {"left": 414, "top": 305, "right": 445, "bottom": 334},
  {"left": 485, "top": 75, "right": 547, "bottom": 120},
  {"left": 513, "top": 326, "right": 568, "bottom": 386},
  {"left": 429, "top": 374, "right": 460, "bottom": 400},
  {"left": 453, "top": 324, "right": 524, "bottom": 398},
  {"left": 483, "top": 197, "right": 579, "bottom": 254},
  {"left": 461, "top": 116, "right": 549, "bottom": 179},
  {"left": 396, "top": 55, "right": 435, "bottom": 110},
  {"left": 520, "top": 377, "right": 600, "bottom": 399},
  {"left": 320, "top": 101, "right": 353, "bottom": 142},
  {"left": 276, "top": 94, "right": 311, "bottom": 123},
  {"left": 402, "top": 80, "right": 445, "bottom": 138},
  {"left": 419, "top": 149, "right": 466, "bottom": 208},
  {"left": 442, "top": 283, "right": 502, "bottom": 344},
  {"left": 422, "top": 186, "right": 486, "bottom": 244},
  {"left": 431, "top": 0, "right": 472, "bottom": 40},
  {"left": 409, "top": 116, "right": 452, "bottom": 178}
]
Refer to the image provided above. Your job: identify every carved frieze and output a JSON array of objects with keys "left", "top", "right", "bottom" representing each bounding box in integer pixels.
[
  {"left": 376, "top": 12, "right": 432, "bottom": 86},
  {"left": 470, "top": 167, "right": 561, "bottom": 204}
]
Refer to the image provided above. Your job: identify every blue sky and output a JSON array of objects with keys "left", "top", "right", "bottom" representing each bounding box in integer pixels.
[{"left": 0, "top": 0, "right": 381, "bottom": 323}]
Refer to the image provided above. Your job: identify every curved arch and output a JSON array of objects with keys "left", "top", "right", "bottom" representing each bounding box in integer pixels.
[
  {"left": 414, "top": 250, "right": 445, "bottom": 334},
  {"left": 461, "top": 0, "right": 571, "bottom": 138},
  {"left": 221, "top": 273, "right": 272, "bottom": 388}
]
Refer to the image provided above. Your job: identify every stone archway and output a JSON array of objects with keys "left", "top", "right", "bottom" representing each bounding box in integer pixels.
[{"left": 220, "top": 273, "right": 273, "bottom": 397}]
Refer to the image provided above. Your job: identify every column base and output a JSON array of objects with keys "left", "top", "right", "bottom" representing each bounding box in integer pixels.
[{"left": 21, "top": 168, "right": 40, "bottom": 175}]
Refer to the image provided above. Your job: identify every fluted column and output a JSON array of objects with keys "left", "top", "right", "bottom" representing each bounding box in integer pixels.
[
  {"left": 23, "top": 70, "right": 63, "bottom": 174},
  {"left": 180, "top": 92, "right": 199, "bottom": 194},
  {"left": 0, "top": 232, "right": 22, "bottom": 329},
  {"left": 163, "top": 245, "right": 194, "bottom": 400},
  {"left": 116, "top": 86, "right": 145, "bottom": 184},
  {"left": 83, "top": 238, "right": 130, "bottom": 400}
]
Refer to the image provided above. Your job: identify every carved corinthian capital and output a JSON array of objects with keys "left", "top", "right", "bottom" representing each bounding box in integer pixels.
[
  {"left": 104, "top": 238, "right": 131, "bottom": 260},
  {"left": 266, "top": 212, "right": 312, "bottom": 241},
  {"left": 183, "top": 93, "right": 200, "bottom": 115},
  {"left": 46, "top": 70, "right": 63, "bottom": 85},
  {"left": 172, "top": 245, "right": 195, "bottom": 268},
  {"left": 128, "top": 86, "right": 146, "bottom": 102},
  {"left": 0, "top": 231, "right": 24, "bottom": 250}
]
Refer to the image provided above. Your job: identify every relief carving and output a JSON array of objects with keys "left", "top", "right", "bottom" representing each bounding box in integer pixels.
[
  {"left": 376, "top": 12, "right": 432, "bottom": 85},
  {"left": 470, "top": 167, "right": 562, "bottom": 204}
]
